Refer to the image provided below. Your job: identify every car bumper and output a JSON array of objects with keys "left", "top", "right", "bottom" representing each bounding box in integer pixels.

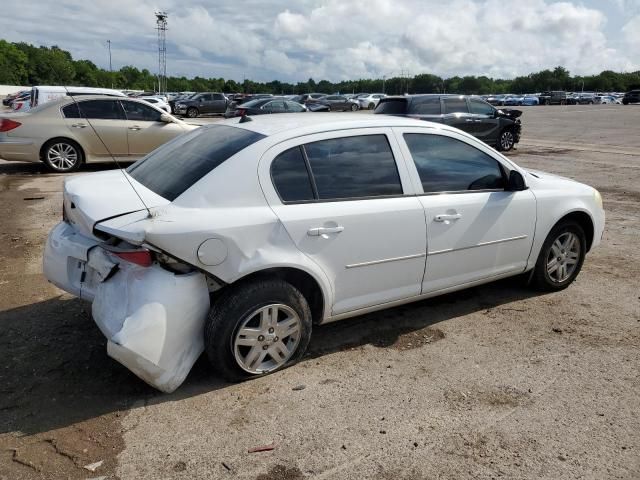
[
  {"left": 0, "top": 137, "right": 39, "bottom": 162},
  {"left": 44, "top": 222, "right": 211, "bottom": 393},
  {"left": 174, "top": 107, "right": 188, "bottom": 114}
]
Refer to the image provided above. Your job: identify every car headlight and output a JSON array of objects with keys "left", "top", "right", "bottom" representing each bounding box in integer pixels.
[
  {"left": 176, "top": 103, "right": 185, "bottom": 108},
  {"left": 594, "top": 189, "right": 603, "bottom": 209}
]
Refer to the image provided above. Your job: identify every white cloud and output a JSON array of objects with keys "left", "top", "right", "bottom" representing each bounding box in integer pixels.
[{"left": 0, "top": 0, "right": 638, "bottom": 82}]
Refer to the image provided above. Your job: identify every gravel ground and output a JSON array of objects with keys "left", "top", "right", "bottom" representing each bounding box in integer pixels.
[{"left": 0, "top": 105, "right": 638, "bottom": 480}]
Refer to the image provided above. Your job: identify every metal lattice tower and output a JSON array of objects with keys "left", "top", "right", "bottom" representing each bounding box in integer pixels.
[{"left": 155, "top": 11, "right": 168, "bottom": 94}]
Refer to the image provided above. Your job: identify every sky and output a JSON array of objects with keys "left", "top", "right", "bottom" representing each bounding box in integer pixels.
[{"left": 1, "top": 0, "right": 639, "bottom": 82}]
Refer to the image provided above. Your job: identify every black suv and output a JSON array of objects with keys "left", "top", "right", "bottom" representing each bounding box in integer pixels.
[
  {"left": 173, "top": 92, "right": 230, "bottom": 118},
  {"left": 375, "top": 95, "right": 522, "bottom": 151},
  {"left": 538, "top": 91, "right": 567, "bottom": 105},
  {"left": 622, "top": 90, "right": 640, "bottom": 105}
]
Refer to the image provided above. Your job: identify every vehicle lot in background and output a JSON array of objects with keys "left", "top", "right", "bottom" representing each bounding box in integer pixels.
[
  {"left": 311, "top": 94, "right": 359, "bottom": 111},
  {"left": 622, "top": 89, "right": 640, "bottom": 104},
  {"left": 223, "top": 97, "right": 306, "bottom": 117},
  {"left": 173, "top": 92, "right": 229, "bottom": 118},
  {"left": 358, "top": 93, "right": 386, "bottom": 109},
  {"left": 0, "top": 104, "right": 638, "bottom": 479}
]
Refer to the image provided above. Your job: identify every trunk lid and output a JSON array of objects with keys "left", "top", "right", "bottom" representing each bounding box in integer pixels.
[{"left": 64, "top": 169, "right": 170, "bottom": 238}]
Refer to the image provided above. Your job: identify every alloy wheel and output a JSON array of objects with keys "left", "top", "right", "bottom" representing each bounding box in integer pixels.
[
  {"left": 47, "top": 143, "right": 79, "bottom": 171},
  {"left": 546, "top": 232, "right": 581, "bottom": 283},
  {"left": 500, "top": 130, "right": 514, "bottom": 150},
  {"left": 233, "top": 303, "right": 302, "bottom": 374}
]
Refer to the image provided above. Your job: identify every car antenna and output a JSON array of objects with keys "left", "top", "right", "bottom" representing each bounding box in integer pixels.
[
  {"left": 239, "top": 113, "right": 252, "bottom": 123},
  {"left": 64, "top": 86, "right": 152, "bottom": 218}
]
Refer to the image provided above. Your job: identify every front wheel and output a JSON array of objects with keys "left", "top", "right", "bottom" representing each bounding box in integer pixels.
[
  {"left": 351, "top": 103, "right": 359, "bottom": 111},
  {"left": 42, "top": 139, "right": 83, "bottom": 172},
  {"left": 497, "top": 129, "right": 515, "bottom": 151},
  {"left": 368, "top": 102, "right": 375, "bottom": 110},
  {"left": 205, "top": 279, "right": 312, "bottom": 382},
  {"left": 531, "top": 221, "right": 586, "bottom": 291},
  {"left": 186, "top": 107, "right": 199, "bottom": 118}
]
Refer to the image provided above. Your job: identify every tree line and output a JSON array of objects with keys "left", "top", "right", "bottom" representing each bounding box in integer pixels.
[{"left": 1, "top": 40, "right": 639, "bottom": 95}]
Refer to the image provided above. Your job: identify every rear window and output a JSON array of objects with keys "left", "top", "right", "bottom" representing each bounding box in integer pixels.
[
  {"left": 374, "top": 98, "right": 408, "bottom": 114},
  {"left": 127, "top": 125, "right": 265, "bottom": 201}
]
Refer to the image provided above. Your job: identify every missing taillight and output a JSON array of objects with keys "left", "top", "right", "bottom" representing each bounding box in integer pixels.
[{"left": 0, "top": 119, "right": 22, "bottom": 132}]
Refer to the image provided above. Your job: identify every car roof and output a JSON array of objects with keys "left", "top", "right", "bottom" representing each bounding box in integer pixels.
[{"left": 222, "top": 112, "right": 449, "bottom": 137}]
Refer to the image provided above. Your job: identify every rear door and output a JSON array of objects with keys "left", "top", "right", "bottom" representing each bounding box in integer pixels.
[
  {"left": 210, "top": 93, "right": 227, "bottom": 113},
  {"left": 262, "top": 100, "right": 287, "bottom": 114},
  {"left": 441, "top": 96, "right": 474, "bottom": 133},
  {"left": 259, "top": 129, "right": 427, "bottom": 315},
  {"left": 198, "top": 94, "right": 214, "bottom": 113},
  {"left": 63, "top": 99, "right": 128, "bottom": 158},
  {"left": 468, "top": 98, "right": 500, "bottom": 142},
  {"left": 395, "top": 128, "right": 536, "bottom": 293},
  {"left": 120, "top": 100, "right": 186, "bottom": 158},
  {"left": 406, "top": 96, "right": 441, "bottom": 122}
]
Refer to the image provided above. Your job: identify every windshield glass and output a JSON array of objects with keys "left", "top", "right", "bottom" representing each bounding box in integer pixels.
[{"left": 127, "top": 125, "right": 265, "bottom": 201}]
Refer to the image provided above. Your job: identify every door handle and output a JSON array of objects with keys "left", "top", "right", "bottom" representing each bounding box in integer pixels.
[
  {"left": 465, "top": 118, "right": 474, "bottom": 122},
  {"left": 434, "top": 213, "right": 462, "bottom": 222},
  {"left": 474, "top": 119, "right": 482, "bottom": 122},
  {"left": 71, "top": 123, "right": 87, "bottom": 128},
  {"left": 307, "top": 226, "right": 345, "bottom": 236},
  {"left": 128, "top": 126, "right": 141, "bottom": 131}
]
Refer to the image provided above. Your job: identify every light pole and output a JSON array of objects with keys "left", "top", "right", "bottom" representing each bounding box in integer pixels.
[{"left": 107, "top": 40, "right": 113, "bottom": 88}]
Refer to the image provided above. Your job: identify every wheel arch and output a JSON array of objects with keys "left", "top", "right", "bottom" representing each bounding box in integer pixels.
[
  {"left": 552, "top": 210, "right": 595, "bottom": 252},
  {"left": 39, "top": 136, "right": 86, "bottom": 164}
]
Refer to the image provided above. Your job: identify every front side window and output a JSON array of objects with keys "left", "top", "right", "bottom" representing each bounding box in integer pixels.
[
  {"left": 122, "top": 101, "right": 162, "bottom": 122},
  {"left": 271, "top": 147, "right": 315, "bottom": 202},
  {"left": 264, "top": 101, "right": 286, "bottom": 112},
  {"left": 442, "top": 97, "right": 469, "bottom": 114},
  {"left": 403, "top": 134, "right": 505, "bottom": 193},
  {"left": 75, "top": 100, "right": 124, "bottom": 120},
  {"left": 469, "top": 99, "right": 495, "bottom": 116},
  {"left": 304, "top": 135, "right": 402, "bottom": 200},
  {"left": 285, "top": 101, "right": 305, "bottom": 112}
]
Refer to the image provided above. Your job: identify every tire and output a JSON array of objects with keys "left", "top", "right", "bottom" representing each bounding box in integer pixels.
[
  {"left": 545, "top": 99, "right": 551, "bottom": 106},
  {"left": 531, "top": 221, "right": 586, "bottom": 291},
  {"left": 560, "top": 100, "right": 566, "bottom": 105},
  {"left": 205, "top": 278, "right": 312, "bottom": 382},
  {"left": 351, "top": 103, "right": 359, "bottom": 111},
  {"left": 186, "top": 107, "right": 199, "bottom": 118},
  {"left": 368, "top": 102, "right": 375, "bottom": 110},
  {"left": 42, "top": 139, "right": 84, "bottom": 173},
  {"left": 497, "top": 128, "right": 515, "bottom": 151}
]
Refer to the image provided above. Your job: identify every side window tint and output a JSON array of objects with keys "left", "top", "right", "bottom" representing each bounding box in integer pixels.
[
  {"left": 62, "top": 103, "right": 81, "bottom": 118},
  {"left": 409, "top": 96, "right": 441, "bottom": 115},
  {"left": 443, "top": 97, "right": 469, "bottom": 114},
  {"left": 122, "top": 101, "right": 162, "bottom": 122},
  {"left": 265, "top": 101, "right": 286, "bottom": 112},
  {"left": 285, "top": 101, "right": 305, "bottom": 112},
  {"left": 77, "top": 100, "right": 123, "bottom": 120},
  {"left": 404, "top": 134, "right": 505, "bottom": 193},
  {"left": 271, "top": 147, "right": 314, "bottom": 202},
  {"left": 304, "top": 135, "right": 402, "bottom": 200},
  {"left": 469, "top": 99, "right": 495, "bottom": 115}
]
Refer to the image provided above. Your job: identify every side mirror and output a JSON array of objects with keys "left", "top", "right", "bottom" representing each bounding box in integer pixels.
[
  {"left": 507, "top": 170, "right": 527, "bottom": 191},
  {"left": 160, "top": 113, "right": 173, "bottom": 123}
]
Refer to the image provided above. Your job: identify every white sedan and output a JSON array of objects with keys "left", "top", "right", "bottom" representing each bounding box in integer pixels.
[{"left": 43, "top": 114, "right": 605, "bottom": 392}]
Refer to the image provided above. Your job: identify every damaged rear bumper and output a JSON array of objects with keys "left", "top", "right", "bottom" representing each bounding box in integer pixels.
[{"left": 44, "top": 221, "right": 211, "bottom": 393}]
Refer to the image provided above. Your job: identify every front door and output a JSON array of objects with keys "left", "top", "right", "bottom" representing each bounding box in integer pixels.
[
  {"left": 396, "top": 128, "right": 536, "bottom": 293},
  {"left": 441, "top": 96, "right": 474, "bottom": 134},
  {"left": 468, "top": 98, "right": 500, "bottom": 143},
  {"left": 120, "top": 100, "right": 185, "bottom": 157},
  {"left": 261, "top": 129, "right": 427, "bottom": 315}
]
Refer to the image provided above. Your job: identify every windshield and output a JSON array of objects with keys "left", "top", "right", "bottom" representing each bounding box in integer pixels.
[
  {"left": 241, "top": 99, "right": 268, "bottom": 108},
  {"left": 127, "top": 125, "right": 265, "bottom": 201}
]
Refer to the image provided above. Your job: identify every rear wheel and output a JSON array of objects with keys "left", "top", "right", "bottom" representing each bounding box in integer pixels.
[
  {"left": 531, "top": 221, "right": 586, "bottom": 291},
  {"left": 42, "top": 139, "right": 83, "bottom": 173},
  {"left": 186, "top": 107, "right": 199, "bottom": 118},
  {"left": 205, "top": 279, "right": 312, "bottom": 382},
  {"left": 351, "top": 103, "right": 359, "bottom": 111},
  {"left": 368, "top": 102, "right": 375, "bottom": 110}
]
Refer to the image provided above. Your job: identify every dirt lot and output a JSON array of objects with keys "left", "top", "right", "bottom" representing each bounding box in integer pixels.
[{"left": 0, "top": 105, "right": 638, "bottom": 480}]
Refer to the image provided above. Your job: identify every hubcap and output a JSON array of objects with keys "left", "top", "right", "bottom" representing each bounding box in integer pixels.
[
  {"left": 501, "top": 131, "right": 514, "bottom": 150},
  {"left": 546, "top": 232, "right": 580, "bottom": 283},
  {"left": 233, "top": 304, "right": 301, "bottom": 374},
  {"left": 47, "top": 143, "right": 78, "bottom": 170}
]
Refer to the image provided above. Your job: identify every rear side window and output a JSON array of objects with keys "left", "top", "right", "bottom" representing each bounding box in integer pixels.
[
  {"left": 443, "top": 97, "right": 469, "bottom": 114},
  {"left": 403, "top": 134, "right": 505, "bottom": 193},
  {"left": 375, "top": 98, "right": 408, "bottom": 114},
  {"left": 304, "top": 135, "right": 402, "bottom": 200},
  {"left": 75, "top": 100, "right": 124, "bottom": 120},
  {"left": 408, "top": 96, "right": 441, "bottom": 115},
  {"left": 127, "top": 125, "right": 265, "bottom": 201},
  {"left": 271, "top": 147, "right": 315, "bottom": 202},
  {"left": 62, "top": 103, "right": 81, "bottom": 118}
]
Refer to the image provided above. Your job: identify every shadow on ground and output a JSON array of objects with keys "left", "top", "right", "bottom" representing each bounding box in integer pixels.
[
  {"left": 0, "top": 277, "right": 540, "bottom": 436},
  {"left": 0, "top": 161, "right": 128, "bottom": 176}
]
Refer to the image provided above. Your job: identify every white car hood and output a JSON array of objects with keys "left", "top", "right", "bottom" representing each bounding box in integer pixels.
[{"left": 64, "top": 169, "right": 170, "bottom": 238}]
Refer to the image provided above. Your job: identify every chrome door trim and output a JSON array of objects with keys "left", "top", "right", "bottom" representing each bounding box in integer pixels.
[
  {"left": 428, "top": 235, "right": 528, "bottom": 256},
  {"left": 345, "top": 252, "right": 426, "bottom": 269}
]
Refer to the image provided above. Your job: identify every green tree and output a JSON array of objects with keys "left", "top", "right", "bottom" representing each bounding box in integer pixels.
[{"left": 0, "top": 40, "right": 28, "bottom": 84}]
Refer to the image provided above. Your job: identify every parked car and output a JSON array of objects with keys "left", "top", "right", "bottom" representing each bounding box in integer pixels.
[
  {"left": 174, "top": 92, "right": 230, "bottom": 118},
  {"left": 622, "top": 90, "right": 640, "bottom": 105},
  {"left": 599, "top": 95, "right": 622, "bottom": 105},
  {"left": 224, "top": 97, "right": 307, "bottom": 118},
  {"left": 567, "top": 93, "right": 598, "bottom": 105},
  {"left": 375, "top": 94, "right": 521, "bottom": 151},
  {"left": 313, "top": 95, "right": 359, "bottom": 111},
  {"left": 357, "top": 93, "right": 386, "bottom": 110},
  {"left": 486, "top": 95, "right": 506, "bottom": 106},
  {"left": 139, "top": 96, "right": 172, "bottom": 113},
  {"left": 8, "top": 91, "right": 32, "bottom": 111},
  {"left": 538, "top": 91, "right": 567, "bottom": 105},
  {"left": 503, "top": 95, "right": 524, "bottom": 106},
  {"left": 521, "top": 96, "right": 540, "bottom": 106},
  {"left": 42, "top": 113, "right": 605, "bottom": 392},
  {"left": 2, "top": 90, "right": 26, "bottom": 107},
  {"left": 0, "top": 95, "right": 196, "bottom": 172},
  {"left": 298, "top": 93, "right": 326, "bottom": 104}
]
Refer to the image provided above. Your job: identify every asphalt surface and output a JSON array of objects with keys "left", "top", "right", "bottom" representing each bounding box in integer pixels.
[{"left": 0, "top": 104, "right": 638, "bottom": 480}]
